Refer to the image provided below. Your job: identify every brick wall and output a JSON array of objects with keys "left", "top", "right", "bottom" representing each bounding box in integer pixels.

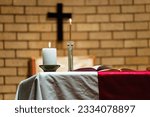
[{"left": 0, "top": 0, "right": 150, "bottom": 99}]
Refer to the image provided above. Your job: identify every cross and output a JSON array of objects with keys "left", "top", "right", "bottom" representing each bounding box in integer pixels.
[{"left": 47, "top": 3, "right": 72, "bottom": 42}]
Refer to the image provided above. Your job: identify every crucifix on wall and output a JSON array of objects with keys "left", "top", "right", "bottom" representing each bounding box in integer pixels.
[{"left": 47, "top": 3, "right": 72, "bottom": 42}]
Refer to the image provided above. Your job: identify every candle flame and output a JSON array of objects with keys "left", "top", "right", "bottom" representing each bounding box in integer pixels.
[
  {"left": 69, "top": 18, "right": 72, "bottom": 25},
  {"left": 48, "top": 42, "right": 51, "bottom": 48}
]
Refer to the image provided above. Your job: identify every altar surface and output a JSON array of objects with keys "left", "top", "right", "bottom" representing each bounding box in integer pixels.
[
  {"left": 16, "top": 72, "right": 98, "bottom": 100},
  {"left": 16, "top": 71, "right": 150, "bottom": 100}
]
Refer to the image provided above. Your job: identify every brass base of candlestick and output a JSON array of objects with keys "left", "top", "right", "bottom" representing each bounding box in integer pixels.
[{"left": 39, "top": 65, "right": 60, "bottom": 72}]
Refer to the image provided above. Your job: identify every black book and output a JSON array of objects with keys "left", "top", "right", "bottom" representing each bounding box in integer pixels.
[
  {"left": 73, "top": 65, "right": 135, "bottom": 72},
  {"left": 73, "top": 65, "right": 113, "bottom": 71}
]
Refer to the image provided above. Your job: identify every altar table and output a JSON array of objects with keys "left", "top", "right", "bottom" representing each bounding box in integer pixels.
[
  {"left": 16, "top": 71, "right": 150, "bottom": 100},
  {"left": 16, "top": 72, "right": 98, "bottom": 100}
]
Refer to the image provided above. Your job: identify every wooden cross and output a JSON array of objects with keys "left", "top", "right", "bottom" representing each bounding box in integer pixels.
[{"left": 47, "top": 3, "right": 72, "bottom": 42}]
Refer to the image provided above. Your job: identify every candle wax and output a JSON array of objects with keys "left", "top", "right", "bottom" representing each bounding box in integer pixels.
[{"left": 42, "top": 48, "right": 57, "bottom": 65}]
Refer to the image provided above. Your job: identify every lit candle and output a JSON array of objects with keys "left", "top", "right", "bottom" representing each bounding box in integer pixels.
[
  {"left": 69, "top": 18, "right": 72, "bottom": 41},
  {"left": 67, "top": 18, "right": 74, "bottom": 71},
  {"left": 42, "top": 42, "right": 57, "bottom": 65}
]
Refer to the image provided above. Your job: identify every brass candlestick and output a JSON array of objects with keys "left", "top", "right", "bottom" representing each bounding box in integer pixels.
[{"left": 67, "top": 41, "right": 74, "bottom": 71}]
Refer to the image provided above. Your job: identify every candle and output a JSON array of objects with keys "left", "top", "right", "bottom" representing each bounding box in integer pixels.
[
  {"left": 67, "top": 18, "right": 74, "bottom": 71},
  {"left": 42, "top": 42, "right": 57, "bottom": 65},
  {"left": 69, "top": 18, "right": 72, "bottom": 41}
]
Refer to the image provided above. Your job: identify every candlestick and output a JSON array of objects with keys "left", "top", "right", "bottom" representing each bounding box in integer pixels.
[
  {"left": 42, "top": 42, "right": 57, "bottom": 65},
  {"left": 67, "top": 41, "right": 74, "bottom": 71}
]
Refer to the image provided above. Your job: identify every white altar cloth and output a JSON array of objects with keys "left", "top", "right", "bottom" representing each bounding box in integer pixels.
[{"left": 16, "top": 72, "right": 99, "bottom": 100}]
